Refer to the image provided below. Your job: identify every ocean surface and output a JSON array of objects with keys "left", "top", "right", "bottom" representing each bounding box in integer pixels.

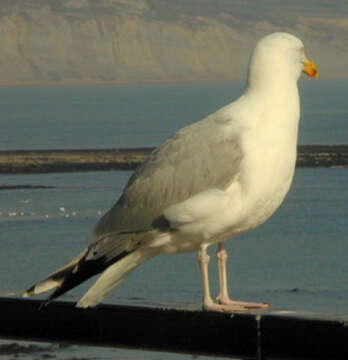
[
  {"left": 1, "top": 79, "right": 348, "bottom": 150},
  {"left": 1, "top": 79, "right": 348, "bottom": 359}
]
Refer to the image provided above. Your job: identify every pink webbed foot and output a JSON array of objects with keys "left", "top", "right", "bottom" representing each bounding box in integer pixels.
[
  {"left": 203, "top": 297, "right": 268, "bottom": 313},
  {"left": 217, "top": 295, "right": 269, "bottom": 310}
]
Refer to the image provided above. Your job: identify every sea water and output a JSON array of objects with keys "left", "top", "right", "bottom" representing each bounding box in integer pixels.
[
  {"left": 1, "top": 80, "right": 348, "bottom": 359},
  {"left": 1, "top": 79, "right": 348, "bottom": 151}
]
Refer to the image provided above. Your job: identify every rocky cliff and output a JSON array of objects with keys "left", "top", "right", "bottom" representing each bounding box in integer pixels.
[{"left": 0, "top": 0, "right": 346, "bottom": 84}]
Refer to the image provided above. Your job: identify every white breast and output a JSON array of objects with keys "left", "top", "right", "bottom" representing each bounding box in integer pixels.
[{"left": 223, "top": 92, "right": 299, "bottom": 236}]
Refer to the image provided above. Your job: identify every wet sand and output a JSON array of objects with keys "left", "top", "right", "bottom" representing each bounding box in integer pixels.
[
  {"left": 0, "top": 147, "right": 152, "bottom": 174},
  {"left": 0, "top": 145, "right": 348, "bottom": 174},
  {"left": 0, "top": 342, "right": 71, "bottom": 359}
]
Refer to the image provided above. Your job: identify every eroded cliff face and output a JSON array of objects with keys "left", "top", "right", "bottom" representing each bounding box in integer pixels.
[
  {"left": 0, "top": 5, "right": 250, "bottom": 83},
  {"left": 0, "top": 0, "right": 346, "bottom": 84}
]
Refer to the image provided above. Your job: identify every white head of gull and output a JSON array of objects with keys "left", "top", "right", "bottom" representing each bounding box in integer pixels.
[{"left": 24, "top": 32, "right": 317, "bottom": 312}]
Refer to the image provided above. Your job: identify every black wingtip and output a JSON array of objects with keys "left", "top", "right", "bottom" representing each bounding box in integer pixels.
[
  {"left": 39, "top": 249, "right": 133, "bottom": 305},
  {"left": 44, "top": 255, "right": 116, "bottom": 304}
]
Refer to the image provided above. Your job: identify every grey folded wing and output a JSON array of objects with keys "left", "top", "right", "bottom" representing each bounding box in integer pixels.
[{"left": 87, "top": 114, "right": 243, "bottom": 259}]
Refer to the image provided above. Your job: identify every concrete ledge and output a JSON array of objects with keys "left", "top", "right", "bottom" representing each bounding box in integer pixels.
[{"left": 1, "top": 297, "right": 348, "bottom": 359}]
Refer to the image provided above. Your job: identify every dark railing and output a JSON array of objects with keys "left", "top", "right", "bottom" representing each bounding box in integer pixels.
[{"left": 1, "top": 297, "right": 348, "bottom": 359}]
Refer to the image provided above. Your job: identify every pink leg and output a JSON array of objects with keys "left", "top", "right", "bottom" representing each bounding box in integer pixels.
[
  {"left": 198, "top": 244, "right": 263, "bottom": 312},
  {"left": 216, "top": 242, "right": 268, "bottom": 310},
  {"left": 197, "top": 245, "right": 216, "bottom": 310}
]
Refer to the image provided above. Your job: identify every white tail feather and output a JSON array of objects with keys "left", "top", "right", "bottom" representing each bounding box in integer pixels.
[
  {"left": 23, "top": 278, "right": 64, "bottom": 297},
  {"left": 77, "top": 248, "right": 157, "bottom": 308},
  {"left": 23, "top": 249, "right": 87, "bottom": 298}
]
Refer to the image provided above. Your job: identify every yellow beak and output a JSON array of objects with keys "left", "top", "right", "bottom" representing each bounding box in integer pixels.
[{"left": 302, "top": 60, "right": 318, "bottom": 78}]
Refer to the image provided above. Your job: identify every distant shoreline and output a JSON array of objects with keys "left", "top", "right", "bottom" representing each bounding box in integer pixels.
[
  {"left": 0, "top": 76, "right": 344, "bottom": 88},
  {"left": 0, "top": 79, "right": 183, "bottom": 88},
  {"left": 0, "top": 78, "right": 240, "bottom": 87},
  {"left": 1, "top": 146, "right": 348, "bottom": 174}
]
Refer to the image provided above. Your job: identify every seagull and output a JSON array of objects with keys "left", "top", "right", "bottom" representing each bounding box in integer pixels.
[{"left": 24, "top": 32, "right": 317, "bottom": 312}]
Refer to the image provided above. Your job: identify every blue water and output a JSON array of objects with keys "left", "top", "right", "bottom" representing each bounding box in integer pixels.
[
  {"left": 1, "top": 79, "right": 348, "bottom": 150},
  {"left": 1, "top": 80, "right": 348, "bottom": 359}
]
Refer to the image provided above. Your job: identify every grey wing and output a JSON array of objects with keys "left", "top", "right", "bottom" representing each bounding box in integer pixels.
[{"left": 90, "top": 114, "right": 243, "bottom": 248}]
